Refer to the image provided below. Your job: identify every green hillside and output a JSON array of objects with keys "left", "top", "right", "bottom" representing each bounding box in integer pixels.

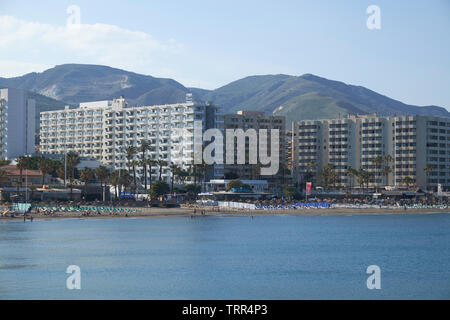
[{"left": 1, "top": 64, "right": 448, "bottom": 129}]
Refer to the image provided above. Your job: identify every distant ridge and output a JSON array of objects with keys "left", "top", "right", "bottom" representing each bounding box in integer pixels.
[
  {"left": 1, "top": 64, "right": 447, "bottom": 127},
  {"left": 193, "top": 73, "right": 449, "bottom": 126}
]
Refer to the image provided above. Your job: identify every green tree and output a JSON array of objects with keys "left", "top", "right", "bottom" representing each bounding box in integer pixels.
[
  {"left": 0, "top": 168, "right": 6, "bottom": 187},
  {"left": 139, "top": 140, "right": 151, "bottom": 190},
  {"left": 424, "top": 164, "right": 434, "bottom": 190},
  {"left": 226, "top": 179, "right": 251, "bottom": 191},
  {"left": 224, "top": 171, "right": 239, "bottom": 180},
  {"left": 157, "top": 159, "right": 168, "bottom": 181},
  {"left": 402, "top": 176, "right": 415, "bottom": 190},
  {"left": 65, "top": 152, "right": 80, "bottom": 200},
  {"left": 178, "top": 169, "right": 190, "bottom": 185},
  {"left": 306, "top": 161, "right": 317, "bottom": 184},
  {"left": 118, "top": 170, "right": 133, "bottom": 193},
  {"left": 346, "top": 167, "right": 358, "bottom": 192},
  {"left": 357, "top": 168, "right": 373, "bottom": 193},
  {"left": 130, "top": 160, "right": 139, "bottom": 191},
  {"left": 251, "top": 163, "right": 262, "bottom": 180},
  {"left": 382, "top": 165, "right": 392, "bottom": 189},
  {"left": 95, "top": 165, "right": 111, "bottom": 202},
  {"left": 145, "top": 158, "right": 156, "bottom": 188},
  {"left": 0, "top": 158, "right": 11, "bottom": 166},
  {"left": 80, "top": 167, "right": 95, "bottom": 198},
  {"left": 283, "top": 186, "right": 300, "bottom": 200},
  {"left": 37, "top": 157, "right": 53, "bottom": 186},
  {"left": 189, "top": 164, "right": 201, "bottom": 185},
  {"left": 125, "top": 146, "right": 138, "bottom": 191},
  {"left": 109, "top": 170, "right": 120, "bottom": 199},
  {"left": 16, "top": 156, "right": 29, "bottom": 187},
  {"left": 149, "top": 181, "right": 169, "bottom": 199},
  {"left": 319, "top": 163, "right": 336, "bottom": 191},
  {"left": 169, "top": 163, "right": 181, "bottom": 193},
  {"left": 372, "top": 156, "right": 384, "bottom": 193},
  {"left": 383, "top": 155, "right": 393, "bottom": 185},
  {"left": 185, "top": 184, "right": 201, "bottom": 199}
]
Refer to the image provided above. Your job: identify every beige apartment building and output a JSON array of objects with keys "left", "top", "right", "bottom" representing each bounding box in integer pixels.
[
  {"left": 292, "top": 114, "right": 450, "bottom": 191},
  {"left": 223, "top": 110, "right": 287, "bottom": 188}
]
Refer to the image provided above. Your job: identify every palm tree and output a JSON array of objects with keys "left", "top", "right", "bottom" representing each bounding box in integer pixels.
[
  {"left": 424, "top": 164, "right": 434, "bottom": 190},
  {"left": 16, "top": 156, "right": 29, "bottom": 188},
  {"left": 130, "top": 160, "right": 139, "bottom": 191},
  {"left": 0, "top": 158, "right": 11, "bottom": 166},
  {"left": 189, "top": 164, "right": 197, "bottom": 185},
  {"left": 157, "top": 159, "right": 168, "bottom": 181},
  {"left": 80, "top": 167, "right": 95, "bottom": 199},
  {"left": 65, "top": 152, "right": 80, "bottom": 200},
  {"left": 37, "top": 158, "right": 53, "bottom": 186},
  {"left": 125, "top": 146, "right": 137, "bottom": 190},
  {"left": 382, "top": 165, "right": 392, "bottom": 189},
  {"left": 139, "top": 140, "right": 151, "bottom": 190},
  {"left": 330, "top": 169, "right": 338, "bottom": 190},
  {"left": 319, "top": 163, "right": 335, "bottom": 191},
  {"left": 307, "top": 161, "right": 317, "bottom": 181},
  {"left": 346, "top": 167, "right": 358, "bottom": 192},
  {"left": 0, "top": 168, "right": 6, "bottom": 187},
  {"left": 66, "top": 152, "right": 80, "bottom": 178},
  {"left": 196, "top": 161, "right": 211, "bottom": 190},
  {"left": 382, "top": 154, "right": 393, "bottom": 186},
  {"left": 109, "top": 170, "right": 120, "bottom": 200},
  {"left": 178, "top": 169, "right": 190, "bottom": 185},
  {"left": 118, "top": 170, "right": 133, "bottom": 192},
  {"left": 402, "top": 176, "right": 414, "bottom": 190},
  {"left": 372, "top": 155, "right": 384, "bottom": 193},
  {"left": 357, "top": 168, "right": 373, "bottom": 193},
  {"left": 169, "top": 163, "right": 181, "bottom": 193},
  {"left": 146, "top": 158, "right": 156, "bottom": 188},
  {"left": 95, "top": 165, "right": 110, "bottom": 202},
  {"left": 125, "top": 146, "right": 137, "bottom": 169},
  {"left": 251, "top": 163, "right": 261, "bottom": 180}
]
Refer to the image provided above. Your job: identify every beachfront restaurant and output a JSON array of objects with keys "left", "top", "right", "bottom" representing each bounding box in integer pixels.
[{"left": 204, "top": 179, "right": 269, "bottom": 193}]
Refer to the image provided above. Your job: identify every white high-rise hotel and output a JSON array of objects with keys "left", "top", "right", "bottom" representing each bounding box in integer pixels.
[
  {"left": 0, "top": 88, "right": 36, "bottom": 159},
  {"left": 39, "top": 96, "right": 222, "bottom": 183}
]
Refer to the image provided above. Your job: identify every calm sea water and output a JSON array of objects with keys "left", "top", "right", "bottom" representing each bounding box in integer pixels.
[{"left": 1, "top": 213, "right": 449, "bottom": 300}]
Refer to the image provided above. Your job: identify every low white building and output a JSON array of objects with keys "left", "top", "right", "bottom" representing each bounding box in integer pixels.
[
  {"left": 205, "top": 179, "right": 269, "bottom": 193},
  {"left": 0, "top": 88, "right": 36, "bottom": 159}
]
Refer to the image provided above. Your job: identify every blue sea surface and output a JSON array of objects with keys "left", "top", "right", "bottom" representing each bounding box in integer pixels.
[{"left": 0, "top": 214, "right": 449, "bottom": 299}]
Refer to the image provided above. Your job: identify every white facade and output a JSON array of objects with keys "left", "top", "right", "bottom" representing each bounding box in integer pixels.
[
  {"left": 39, "top": 97, "right": 218, "bottom": 183},
  {"left": 205, "top": 179, "right": 269, "bottom": 193},
  {"left": 292, "top": 114, "right": 450, "bottom": 191},
  {"left": 0, "top": 88, "right": 36, "bottom": 159}
]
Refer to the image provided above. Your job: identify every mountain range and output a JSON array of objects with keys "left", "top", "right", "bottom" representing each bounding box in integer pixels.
[{"left": 0, "top": 64, "right": 448, "bottom": 129}]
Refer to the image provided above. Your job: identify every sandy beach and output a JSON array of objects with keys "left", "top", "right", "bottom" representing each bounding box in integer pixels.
[{"left": 1, "top": 205, "right": 449, "bottom": 221}]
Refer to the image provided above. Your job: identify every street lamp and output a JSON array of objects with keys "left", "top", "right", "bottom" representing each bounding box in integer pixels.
[{"left": 64, "top": 144, "right": 67, "bottom": 188}]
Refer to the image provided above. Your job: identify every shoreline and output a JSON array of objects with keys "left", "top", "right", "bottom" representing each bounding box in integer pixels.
[{"left": 1, "top": 206, "right": 449, "bottom": 221}]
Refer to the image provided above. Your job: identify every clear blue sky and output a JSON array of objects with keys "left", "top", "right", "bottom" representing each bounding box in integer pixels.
[{"left": 0, "top": 0, "right": 449, "bottom": 109}]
